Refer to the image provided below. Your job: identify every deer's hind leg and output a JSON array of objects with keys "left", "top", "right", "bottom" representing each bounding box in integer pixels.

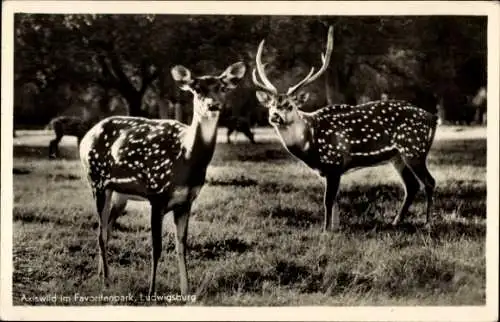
[
  {"left": 241, "top": 123, "right": 256, "bottom": 144},
  {"left": 95, "top": 189, "right": 113, "bottom": 286},
  {"left": 227, "top": 126, "right": 234, "bottom": 144},
  {"left": 49, "top": 131, "right": 63, "bottom": 159},
  {"left": 403, "top": 156, "right": 436, "bottom": 225},
  {"left": 107, "top": 192, "right": 128, "bottom": 242},
  {"left": 391, "top": 154, "right": 421, "bottom": 226}
]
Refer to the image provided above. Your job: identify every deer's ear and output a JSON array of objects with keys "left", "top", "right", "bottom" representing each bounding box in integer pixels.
[
  {"left": 296, "top": 92, "right": 310, "bottom": 105},
  {"left": 255, "top": 91, "right": 274, "bottom": 108},
  {"left": 171, "top": 65, "right": 193, "bottom": 91},
  {"left": 220, "top": 62, "right": 247, "bottom": 89}
]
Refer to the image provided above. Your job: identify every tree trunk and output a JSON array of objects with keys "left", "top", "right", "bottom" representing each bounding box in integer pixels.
[
  {"left": 324, "top": 67, "right": 344, "bottom": 104},
  {"left": 96, "top": 52, "right": 157, "bottom": 119},
  {"left": 437, "top": 97, "right": 445, "bottom": 125},
  {"left": 157, "top": 98, "right": 170, "bottom": 119},
  {"left": 325, "top": 64, "right": 357, "bottom": 105},
  {"left": 324, "top": 70, "right": 334, "bottom": 105},
  {"left": 175, "top": 103, "right": 183, "bottom": 123},
  {"left": 122, "top": 92, "right": 149, "bottom": 118}
]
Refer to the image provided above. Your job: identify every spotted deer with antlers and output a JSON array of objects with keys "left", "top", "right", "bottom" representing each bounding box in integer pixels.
[
  {"left": 79, "top": 62, "right": 246, "bottom": 296},
  {"left": 253, "top": 26, "right": 438, "bottom": 232}
]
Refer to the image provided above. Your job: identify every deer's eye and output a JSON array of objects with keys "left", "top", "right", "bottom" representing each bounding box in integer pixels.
[{"left": 281, "top": 102, "right": 293, "bottom": 111}]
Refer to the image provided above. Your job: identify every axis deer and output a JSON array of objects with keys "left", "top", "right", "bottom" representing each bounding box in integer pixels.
[
  {"left": 47, "top": 116, "right": 94, "bottom": 159},
  {"left": 252, "top": 26, "right": 438, "bottom": 231},
  {"left": 221, "top": 115, "right": 256, "bottom": 144},
  {"left": 46, "top": 89, "right": 123, "bottom": 159},
  {"left": 79, "top": 61, "right": 246, "bottom": 296}
]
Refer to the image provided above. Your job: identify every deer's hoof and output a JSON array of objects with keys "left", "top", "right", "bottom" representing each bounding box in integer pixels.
[{"left": 323, "top": 225, "right": 341, "bottom": 233}]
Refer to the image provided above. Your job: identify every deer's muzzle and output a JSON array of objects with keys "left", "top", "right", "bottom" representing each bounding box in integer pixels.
[
  {"left": 270, "top": 112, "right": 284, "bottom": 125},
  {"left": 207, "top": 103, "right": 221, "bottom": 112}
]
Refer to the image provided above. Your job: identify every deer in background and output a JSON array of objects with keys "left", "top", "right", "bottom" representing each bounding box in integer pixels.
[
  {"left": 219, "top": 84, "right": 259, "bottom": 144},
  {"left": 79, "top": 62, "right": 246, "bottom": 296},
  {"left": 47, "top": 116, "right": 94, "bottom": 159},
  {"left": 47, "top": 88, "right": 124, "bottom": 159},
  {"left": 221, "top": 115, "right": 256, "bottom": 144},
  {"left": 252, "top": 26, "right": 438, "bottom": 232}
]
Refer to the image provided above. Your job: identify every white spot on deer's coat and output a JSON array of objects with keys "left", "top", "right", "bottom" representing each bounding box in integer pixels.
[{"left": 110, "top": 133, "right": 126, "bottom": 163}]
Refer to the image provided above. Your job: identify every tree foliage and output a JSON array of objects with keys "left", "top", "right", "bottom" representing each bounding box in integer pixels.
[{"left": 13, "top": 14, "right": 486, "bottom": 125}]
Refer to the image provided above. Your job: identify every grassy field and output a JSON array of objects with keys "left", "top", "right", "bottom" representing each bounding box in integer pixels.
[{"left": 11, "top": 126, "right": 486, "bottom": 306}]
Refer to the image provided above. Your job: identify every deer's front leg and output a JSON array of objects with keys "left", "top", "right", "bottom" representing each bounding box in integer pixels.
[
  {"left": 48, "top": 136, "right": 62, "bottom": 159},
  {"left": 324, "top": 173, "right": 341, "bottom": 232},
  {"left": 227, "top": 127, "right": 233, "bottom": 144},
  {"left": 173, "top": 204, "right": 191, "bottom": 296},
  {"left": 148, "top": 202, "right": 165, "bottom": 296}
]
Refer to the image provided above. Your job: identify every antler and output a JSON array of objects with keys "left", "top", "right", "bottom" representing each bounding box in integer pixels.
[
  {"left": 252, "top": 40, "right": 278, "bottom": 94},
  {"left": 286, "top": 25, "right": 334, "bottom": 95}
]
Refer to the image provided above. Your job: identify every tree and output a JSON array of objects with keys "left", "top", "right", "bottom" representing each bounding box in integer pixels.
[{"left": 14, "top": 14, "right": 486, "bottom": 125}]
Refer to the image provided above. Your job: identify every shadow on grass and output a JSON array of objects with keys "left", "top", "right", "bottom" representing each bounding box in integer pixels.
[
  {"left": 207, "top": 177, "right": 258, "bottom": 187},
  {"left": 14, "top": 145, "right": 79, "bottom": 160},
  {"left": 259, "top": 202, "right": 485, "bottom": 240},
  {"left": 202, "top": 260, "right": 320, "bottom": 296},
  {"left": 437, "top": 182, "right": 486, "bottom": 218},
  {"left": 13, "top": 167, "right": 32, "bottom": 175},
  {"left": 256, "top": 178, "right": 485, "bottom": 220},
  {"left": 189, "top": 238, "right": 253, "bottom": 260},
  {"left": 202, "top": 248, "right": 482, "bottom": 300},
  {"left": 200, "top": 256, "right": 460, "bottom": 298},
  {"left": 212, "top": 142, "right": 292, "bottom": 164},
  {"left": 258, "top": 182, "right": 317, "bottom": 194},
  {"left": 259, "top": 206, "right": 322, "bottom": 229},
  {"left": 14, "top": 209, "right": 142, "bottom": 235},
  {"left": 430, "top": 139, "right": 486, "bottom": 167},
  {"left": 14, "top": 210, "right": 66, "bottom": 226},
  {"left": 343, "top": 219, "right": 485, "bottom": 240},
  {"left": 257, "top": 180, "right": 485, "bottom": 231},
  {"left": 46, "top": 173, "right": 81, "bottom": 181},
  {"left": 338, "top": 182, "right": 485, "bottom": 217},
  {"left": 113, "top": 236, "right": 252, "bottom": 267}
]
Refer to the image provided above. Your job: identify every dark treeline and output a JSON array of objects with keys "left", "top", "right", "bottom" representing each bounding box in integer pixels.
[{"left": 14, "top": 14, "right": 486, "bottom": 127}]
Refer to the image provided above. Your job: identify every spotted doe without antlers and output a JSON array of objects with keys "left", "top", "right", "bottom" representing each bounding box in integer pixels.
[{"left": 79, "top": 61, "right": 247, "bottom": 298}]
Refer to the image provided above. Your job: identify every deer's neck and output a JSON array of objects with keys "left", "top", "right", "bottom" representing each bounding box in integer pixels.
[
  {"left": 274, "top": 112, "right": 314, "bottom": 160},
  {"left": 182, "top": 112, "right": 220, "bottom": 164}
]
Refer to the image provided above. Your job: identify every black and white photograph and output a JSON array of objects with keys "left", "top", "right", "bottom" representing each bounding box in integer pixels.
[{"left": 1, "top": 1, "right": 498, "bottom": 320}]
